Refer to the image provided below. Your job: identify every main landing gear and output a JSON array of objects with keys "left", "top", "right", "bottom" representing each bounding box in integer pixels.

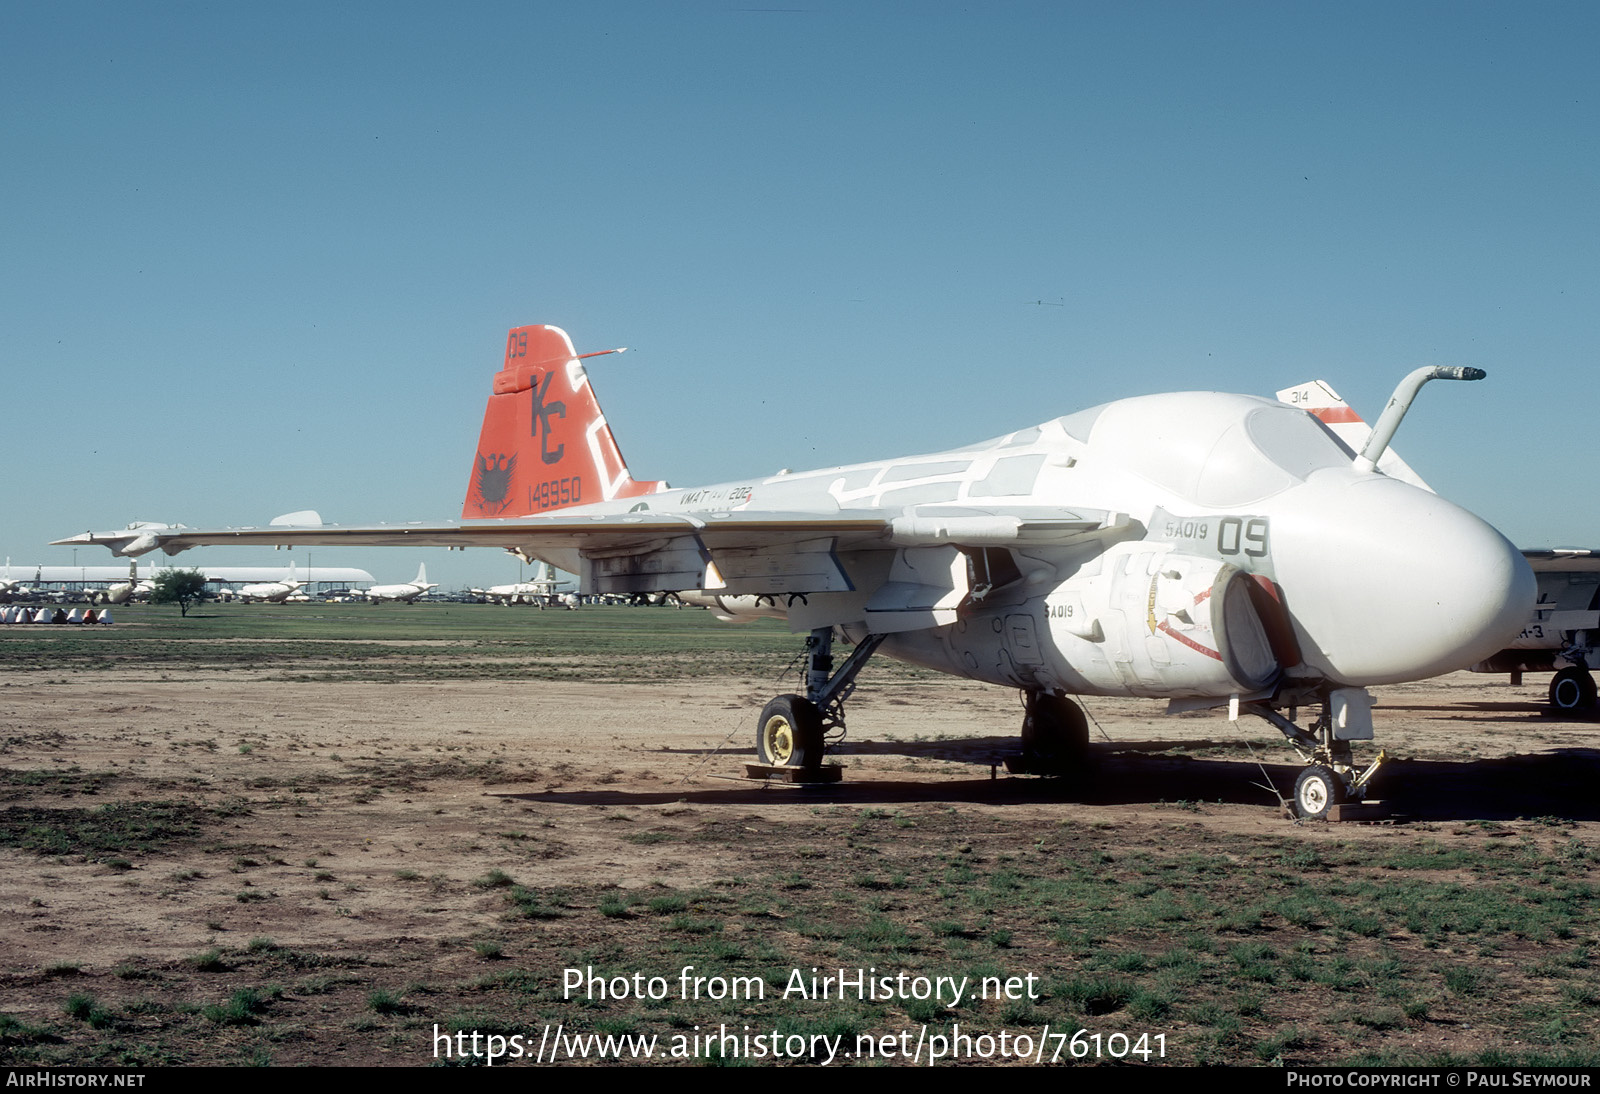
[
  {"left": 756, "top": 695, "right": 823, "bottom": 768},
  {"left": 1543, "top": 630, "right": 1598, "bottom": 715},
  {"left": 753, "top": 629, "right": 1095, "bottom": 783},
  {"left": 1244, "top": 698, "right": 1386, "bottom": 820},
  {"left": 1017, "top": 691, "right": 1090, "bottom": 778},
  {"left": 1549, "top": 665, "right": 1598, "bottom": 714},
  {"left": 754, "top": 628, "right": 886, "bottom": 770}
]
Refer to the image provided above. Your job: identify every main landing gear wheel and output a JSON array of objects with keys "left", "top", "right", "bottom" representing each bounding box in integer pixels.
[
  {"left": 1021, "top": 692, "right": 1090, "bottom": 776},
  {"left": 756, "top": 694, "right": 824, "bottom": 769},
  {"left": 1293, "top": 764, "right": 1343, "bottom": 820},
  {"left": 1549, "top": 666, "right": 1597, "bottom": 715}
]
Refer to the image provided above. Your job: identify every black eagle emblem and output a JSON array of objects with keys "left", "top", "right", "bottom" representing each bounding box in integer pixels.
[{"left": 476, "top": 452, "right": 516, "bottom": 513}]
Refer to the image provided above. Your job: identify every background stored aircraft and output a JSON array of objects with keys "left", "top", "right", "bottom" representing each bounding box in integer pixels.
[
  {"left": 472, "top": 563, "right": 575, "bottom": 605},
  {"left": 230, "top": 567, "right": 304, "bottom": 604},
  {"left": 1472, "top": 551, "right": 1600, "bottom": 715},
  {"left": 355, "top": 563, "right": 437, "bottom": 603}
]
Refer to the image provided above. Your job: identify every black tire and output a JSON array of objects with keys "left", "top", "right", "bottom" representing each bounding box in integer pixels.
[
  {"left": 756, "top": 694, "right": 824, "bottom": 768},
  {"left": 1293, "top": 765, "right": 1342, "bottom": 820},
  {"left": 1549, "top": 667, "right": 1597, "bottom": 714},
  {"left": 1021, "top": 692, "right": 1090, "bottom": 775}
]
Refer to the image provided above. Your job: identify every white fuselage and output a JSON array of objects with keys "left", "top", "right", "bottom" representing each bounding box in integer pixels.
[
  {"left": 479, "top": 583, "right": 553, "bottom": 603},
  {"left": 365, "top": 583, "right": 431, "bottom": 602},
  {"left": 235, "top": 581, "right": 300, "bottom": 603},
  {"left": 523, "top": 392, "right": 1532, "bottom": 700}
]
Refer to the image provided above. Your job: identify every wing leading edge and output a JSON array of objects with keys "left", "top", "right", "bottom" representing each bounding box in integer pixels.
[{"left": 54, "top": 507, "right": 1127, "bottom": 602}]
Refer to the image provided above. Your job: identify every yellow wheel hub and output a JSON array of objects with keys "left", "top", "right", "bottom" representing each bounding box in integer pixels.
[{"left": 763, "top": 715, "right": 796, "bottom": 765}]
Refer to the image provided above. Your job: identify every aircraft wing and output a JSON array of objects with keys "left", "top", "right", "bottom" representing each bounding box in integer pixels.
[
  {"left": 1523, "top": 549, "right": 1600, "bottom": 573},
  {"left": 55, "top": 507, "right": 1131, "bottom": 599}
]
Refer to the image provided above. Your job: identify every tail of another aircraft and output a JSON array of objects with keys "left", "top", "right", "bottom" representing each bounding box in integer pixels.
[
  {"left": 463, "top": 325, "right": 668, "bottom": 519},
  {"left": 1276, "top": 380, "right": 1434, "bottom": 492}
]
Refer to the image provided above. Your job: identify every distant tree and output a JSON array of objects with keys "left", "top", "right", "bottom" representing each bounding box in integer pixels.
[{"left": 149, "top": 569, "right": 208, "bottom": 617}]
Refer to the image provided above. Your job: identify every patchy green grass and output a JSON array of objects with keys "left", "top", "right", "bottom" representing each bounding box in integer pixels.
[
  {"left": 0, "top": 602, "right": 867, "bottom": 684},
  {"left": 4, "top": 606, "right": 1599, "bottom": 1066},
  {"left": 2, "top": 807, "right": 1598, "bottom": 1066},
  {"left": 200, "top": 988, "right": 273, "bottom": 1026},
  {"left": 0, "top": 801, "right": 215, "bottom": 858}
]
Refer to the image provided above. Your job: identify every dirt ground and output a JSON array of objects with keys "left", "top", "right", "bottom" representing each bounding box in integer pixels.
[{"left": 1, "top": 666, "right": 1596, "bottom": 1065}]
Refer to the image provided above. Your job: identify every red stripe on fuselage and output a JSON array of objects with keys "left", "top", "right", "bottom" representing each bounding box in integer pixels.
[{"left": 1157, "top": 620, "right": 1223, "bottom": 661}]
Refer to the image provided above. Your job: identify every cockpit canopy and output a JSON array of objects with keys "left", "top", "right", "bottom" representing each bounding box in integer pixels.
[{"left": 1072, "top": 393, "right": 1355, "bottom": 507}]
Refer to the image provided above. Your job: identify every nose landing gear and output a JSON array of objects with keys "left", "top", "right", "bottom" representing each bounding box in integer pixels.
[
  {"left": 1245, "top": 695, "right": 1387, "bottom": 820},
  {"left": 1291, "top": 764, "right": 1342, "bottom": 821}
]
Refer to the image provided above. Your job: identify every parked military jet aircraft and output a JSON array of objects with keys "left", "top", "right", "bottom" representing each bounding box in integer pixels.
[
  {"left": 356, "top": 563, "right": 438, "bottom": 603},
  {"left": 56, "top": 325, "right": 1534, "bottom": 817},
  {"left": 1469, "top": 551, "right": 1600, "bottom": 714}
]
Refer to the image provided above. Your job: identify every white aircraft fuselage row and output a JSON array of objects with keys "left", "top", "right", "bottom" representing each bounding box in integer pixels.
[
  {"left": 355, "top": 563, "right": 438, "bottom": 603},
  {"left": 470, "top": 563, "right": 575, "bottom": 605},
  {"left": 58, "top": 324, "right": 1535, "bottom": 818}
]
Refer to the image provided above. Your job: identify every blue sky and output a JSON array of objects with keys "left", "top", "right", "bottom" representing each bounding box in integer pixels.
[{"left": 3, "top": 1, "right": 1595, "bottom": 589}]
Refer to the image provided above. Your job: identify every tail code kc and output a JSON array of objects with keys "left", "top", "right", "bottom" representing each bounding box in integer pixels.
[{"left": 463, "top": 325, "right": 667, "bottom": 519}]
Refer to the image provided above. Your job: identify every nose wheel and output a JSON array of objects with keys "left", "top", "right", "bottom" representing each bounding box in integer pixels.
[
  {"left": 1292, "top": 764, "right": 1342, "bottom": 820},
  {"left": 1243, "top": 696, "right": 1386, "bottom": 820}
]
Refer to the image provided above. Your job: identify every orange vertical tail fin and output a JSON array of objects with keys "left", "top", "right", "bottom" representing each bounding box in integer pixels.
[{"left": 463, "top": 325, "right": 667, "bottom": 519}]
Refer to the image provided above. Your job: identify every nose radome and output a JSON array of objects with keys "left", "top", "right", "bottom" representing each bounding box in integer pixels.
[{"left": 1270, "top": 474, "right": 1534, "bottom": 686}]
